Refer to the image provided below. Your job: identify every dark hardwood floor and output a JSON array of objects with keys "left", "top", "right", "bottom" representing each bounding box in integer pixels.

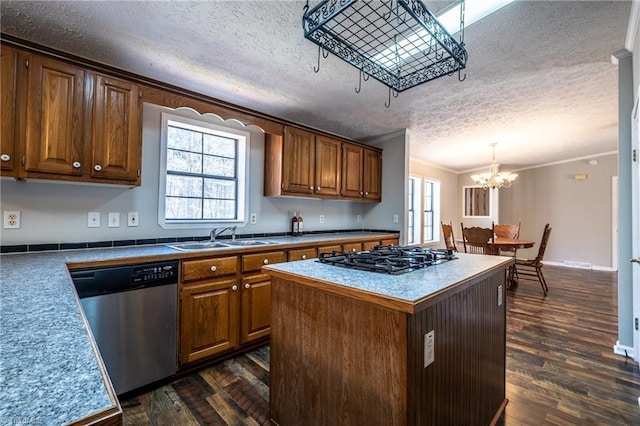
[{"left": 121, "top": 265, "right": 640, "bottom": 425}]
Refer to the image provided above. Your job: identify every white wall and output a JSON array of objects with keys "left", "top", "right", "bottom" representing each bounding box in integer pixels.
[
  {"left": 362, "top": 130, "right": 408, "bottom": 244},
  {"left": 0, "top": 103, "right": 397, "bottom": 245}
]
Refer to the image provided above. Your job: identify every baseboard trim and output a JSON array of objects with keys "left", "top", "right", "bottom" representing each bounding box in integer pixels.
[
  {"left": 613, "top": 341, "right": 635, "bottom": 359},
  {"left": 544, "top": 261, "right": 616, "bottom": 272}
]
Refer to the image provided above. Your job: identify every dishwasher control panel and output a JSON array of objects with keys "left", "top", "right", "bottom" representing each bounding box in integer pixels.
[
  {"left": 72, "top": 260, "right": 179, "bottom": 298},
  {"left": 132, "top": 263, "right": 177, "bottom": 283}
]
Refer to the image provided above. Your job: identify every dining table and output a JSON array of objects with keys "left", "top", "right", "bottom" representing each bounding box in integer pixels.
[{"left": 490, "top": 238, "right": 536, "bottom": 251}]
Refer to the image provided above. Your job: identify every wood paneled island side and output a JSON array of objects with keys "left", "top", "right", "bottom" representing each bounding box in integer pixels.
[{"left": 263, "top": 253, "right": 513, "bottom": 426}]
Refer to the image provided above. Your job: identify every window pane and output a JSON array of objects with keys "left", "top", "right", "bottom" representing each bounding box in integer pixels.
[
  {"left": 204, "top": 178, "right": 235, "bottom": 199},
  {"left": 166, "top": 197, "right": 202, "bottom": 219},
  {"left": 167, "top": 126, "right": 202, "bottom": 152},
  {"left": 167, "top": 149, "right": 202, "bottom": 174},
  {"left": 203, "top": 155, "right": 235, "bottom": 177},
  {"left": 203, "top": 199, "right": 235, "bottom": 219},
  {"left": 166, "top": 175, "right": 202, "bottom": 197},
  {"left": 203, "top": 134, "right": 236, "bottom": 158}
]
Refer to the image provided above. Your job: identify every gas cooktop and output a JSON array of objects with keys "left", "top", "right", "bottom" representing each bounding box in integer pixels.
[{"left": 317, "top": 245, "right": 457, "bottom": 275}]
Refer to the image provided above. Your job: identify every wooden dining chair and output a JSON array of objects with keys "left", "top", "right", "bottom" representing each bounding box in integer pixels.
[
  {"left": 513, "top": 223, "right": 552, "bottom": 296},
  {"left": 460, "top": 224, "right": 494, "bottom": 255},
  {"left": 441, "top": 221, "right": 458, "bottom": 252},
  {"left": 494, "top": 222, "right": 521, "bottom": 257}
]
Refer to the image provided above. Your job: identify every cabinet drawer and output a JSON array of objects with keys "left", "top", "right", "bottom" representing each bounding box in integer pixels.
[
  {"left": 342, "top": 242, "right": 362, "bottom": 253},
  {"left": 182, "top": 256, "right": 238, "bottom": 282},
  {"left": 288, "top": 247, "right": 318, "bottom": 261},
  {"left": 242, "top": 251, "right": 286, "bottom": 273},
  {"left": 362, "top": 240, "right": 380, "bottom": 251},
  {"left": 381, "top": 238, "right": 399, "bottom": 246},
  {"left": 318, "top": 245, "right": 342, "bottom": 255}
]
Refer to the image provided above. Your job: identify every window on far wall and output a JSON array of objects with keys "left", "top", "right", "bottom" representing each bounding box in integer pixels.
[
  {"left": 408, "top": 176, "right": 421, "bottom": 245},
  {"left": 422, "top": 179, "right": 441, "bottom": 244},
  {"left": 158, "top": 112, "right": 249, "bottom": 229}
]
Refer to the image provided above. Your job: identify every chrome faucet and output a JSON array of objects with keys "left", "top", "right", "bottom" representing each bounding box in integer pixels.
[{"left": 210, "top": 226, "right": 236, "bottom": 242}]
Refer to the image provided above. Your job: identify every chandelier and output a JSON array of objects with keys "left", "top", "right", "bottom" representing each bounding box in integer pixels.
[
  {"left": 470, "top": 143, "right": 518, "bottom": 190},
  {"left": 301, "top": 0, "right": 468, "bottom": 104}
]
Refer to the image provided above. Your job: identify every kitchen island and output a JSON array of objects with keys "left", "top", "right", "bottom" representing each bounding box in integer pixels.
[{"left": 263, "top": 252, "right": 512, "bottom": 426}]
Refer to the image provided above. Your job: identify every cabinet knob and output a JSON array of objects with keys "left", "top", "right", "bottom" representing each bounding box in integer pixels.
[
  {"left": 360, "top": 192, "right": 364, "bottom": 195},
  {"left": 263, "top": 259, "right": 269, "bottom": 265},
  {"left": 365, "top": 192, "right": 369, "bottom": 196},
  {"left": 301, "top": 254, "right": 307, "bottom": 260},
  {"left": 232, "top": 285, "right": 238, "bottom": 291},
  {"left": 310, "top": 186, "right": 313, "bottom": 190},
  {"left": 210, "top": 265, "right": 217, "bottom": 272},
  {"left": 317, "top": 187, "right": 321, "bottom": 191},
  {"left": 245, "top": 283, "right": 251, "bottom": 289},
  {"left": 72, "top": 161, "right": 81, "bottom": 169},
  {"left": 0, "top": 154, "right": 10, "bottom": 162},
  {"left": 351, "top": 248, "right": 357, "bottom": 252},
  {"left": 94, "top": 164, "right": 102, "bottom": 171}
]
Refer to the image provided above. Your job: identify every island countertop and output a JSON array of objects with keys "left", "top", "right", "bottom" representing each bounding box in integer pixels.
[
  {"left": 0, "top": 231, "right": 396, "bottom": 424},
  {"left": 263, "top": 252, "right": 513, "bottom": 314}
]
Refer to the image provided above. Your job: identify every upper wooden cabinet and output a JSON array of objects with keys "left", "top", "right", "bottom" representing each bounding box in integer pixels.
[
  {"left": 1, "top": 46, "right": 18, "bottom": 176},
  {"left": 341, "top": 143, "right": 382, "bottom": 201},
  {"left": 266, "top": 126, "right": 342, "bottom": 198},
  {"left": 23, "top": 53, "right": 86, "bottom": 178},
  {"left": 0, "top": 46, "right": 143, "bottom": 186},
  {"left": 265, "top": 125, "right": 379, "bottom": 201},
  {"left": 90, "top": 73, "right": 142, "bottom": 183}
]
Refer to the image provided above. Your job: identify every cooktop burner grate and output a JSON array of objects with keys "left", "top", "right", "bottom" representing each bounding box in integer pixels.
[{"left": 317, "top": 245, "right": 456, "bottom": 275}]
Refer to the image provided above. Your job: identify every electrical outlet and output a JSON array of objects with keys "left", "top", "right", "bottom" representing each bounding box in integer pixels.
[
  {"left": 393, "top": 214, "right": 399, "bottom": 223},
  {"left": 497, "top": 285, "right": 503, "bottom": 306},
  {"left": 88, "top": 212, "right": 101, "bottom": 228},
  {"left": 356, "top": 214, "right": 362, "bottom": 223},
  {"left": 127, "top": 211, "right": 139, "bottom": 227},
  {"left": 424, "top": 330, "right": 435, "bottom": 367},
  {"left": 250, "top": 213, "right": 257, "bottom": 224},
  {"left": 3, "top": 211, "right": 21, "bottom": 229},
  {"left": 319, "top": 214, "right": 325, "bottom": 224},
  {"left": 108, "top": 212, "right": 120, "bottom": 228}
]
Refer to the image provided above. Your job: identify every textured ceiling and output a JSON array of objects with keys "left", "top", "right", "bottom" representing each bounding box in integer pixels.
[{"left": 0, "top": 1, "right": 632, "bottom": 172}]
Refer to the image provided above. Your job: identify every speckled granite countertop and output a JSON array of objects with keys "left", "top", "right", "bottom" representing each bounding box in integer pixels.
[
  {"left": 0, "top": 232, "right": 396, "bottom": 424},
  {"left": 264, "top": 252, "right": 513, "bottom": 313}
]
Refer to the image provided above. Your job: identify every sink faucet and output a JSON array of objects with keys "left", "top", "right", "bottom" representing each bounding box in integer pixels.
[{"left": 210, "top": 226, "right": 236, "bottom": 242}]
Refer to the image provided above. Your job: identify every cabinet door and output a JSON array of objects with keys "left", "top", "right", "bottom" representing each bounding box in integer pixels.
[
  {"left": 180, "top": 278, "right": 239, "bottom": 364},
  {"left": 363, "top": 148, "right": 382, "bottom": 201},
  {"left": 90, "top": 73, "right": 142, "bottom": 183},
  {"left": 1, "top": 46, "right": 17, "bottom": 175},
  {"left": 341, "top": 143, "right": 363, "bottom": 198},
  {"left": 314, "top": 135, "right": 341, "bottom": 197},
  {"left": 241, "top": 274, "right": 272, "bottom": 343},
  {"left": 23, "top": 54, "right": 85, "bottom": 177},
  {"left": 282, "top": 126, "right": 315, "bottom": 195}
]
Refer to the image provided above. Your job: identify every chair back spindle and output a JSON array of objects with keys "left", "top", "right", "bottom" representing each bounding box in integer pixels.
[
  {"left": 460, "top": 224, "right": 494, "bottom": 255},
  {"left": 441, "top": 221, "right": 458, "bottom": 252}
]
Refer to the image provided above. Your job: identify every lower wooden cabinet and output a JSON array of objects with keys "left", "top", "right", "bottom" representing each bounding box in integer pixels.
[
  {"left": 241, "top": 274, "right": 272, "bottom": 344},
  {"left": 178, "top": 236, "right": 398, "bottom": 368},
  {"left": 180, "top": 278, "right": 240, "bottom": 364}
]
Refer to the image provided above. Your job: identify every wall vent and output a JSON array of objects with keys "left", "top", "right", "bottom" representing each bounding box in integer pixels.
[{"left": 564, "top": 260, "right": 592, "bottom": 269}]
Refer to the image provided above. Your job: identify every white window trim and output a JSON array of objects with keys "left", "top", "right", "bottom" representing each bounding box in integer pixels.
[
  {"left": 423, "top": 178, "right": 441, "bottom": 244},
  {"left": 408, "top": 175, "right": 422, "bottom": 245},
  {"left": 158, "top": 112, "right": 250, "bottom": 229}
]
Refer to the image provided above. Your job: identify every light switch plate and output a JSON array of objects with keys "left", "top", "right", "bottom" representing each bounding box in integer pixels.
[
  {"left": 108, "top": 212, "right": 120, "bottom": 228},
  {"left": 393, "top": 214, "right": 399, "bottom": 223},
  {"left": 88, "top": 212, "right": 101, "bottom": 228}
]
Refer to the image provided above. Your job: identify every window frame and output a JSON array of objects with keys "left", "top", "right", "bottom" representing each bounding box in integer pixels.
[
  {"left": 422, "top": 178, "right": 441, "bottom": 245},
  {"left": 158, "top": 112, "right": 250, "bottom": 229}
]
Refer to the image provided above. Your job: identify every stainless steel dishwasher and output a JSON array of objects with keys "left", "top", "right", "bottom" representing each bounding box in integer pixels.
[{"left": 71, "top": 260, "right": 178, "bottom": 395}]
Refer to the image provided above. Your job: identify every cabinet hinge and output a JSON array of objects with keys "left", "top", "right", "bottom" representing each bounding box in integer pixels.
[
  {"left": 635, "top": 318, "right": 638, "bottom": 330},
  {"left": 633, "top": 149, "right": 637, "bottom": 163},
  {"left": 139, "top": 90, "right": 143, "bottom": 99},
  {"left": 281, "top": 182, "right": 284, "bottom": 189},
  {"left": 21, "top": 156, "right": 25, "bottom": 166},
  {"left": 137, "top": 169, "right": 141, "bottom": 177},
  {"left": 25, "top": 58, "right": 29, "bottom": 69}
]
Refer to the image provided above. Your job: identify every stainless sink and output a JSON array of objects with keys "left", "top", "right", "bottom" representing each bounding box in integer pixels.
[
  {"left": 223, "top": 240, "right": 272, "bottom": 246},
  {"left": 167, "top": 242, "right": 229, "bottom": 251}
]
